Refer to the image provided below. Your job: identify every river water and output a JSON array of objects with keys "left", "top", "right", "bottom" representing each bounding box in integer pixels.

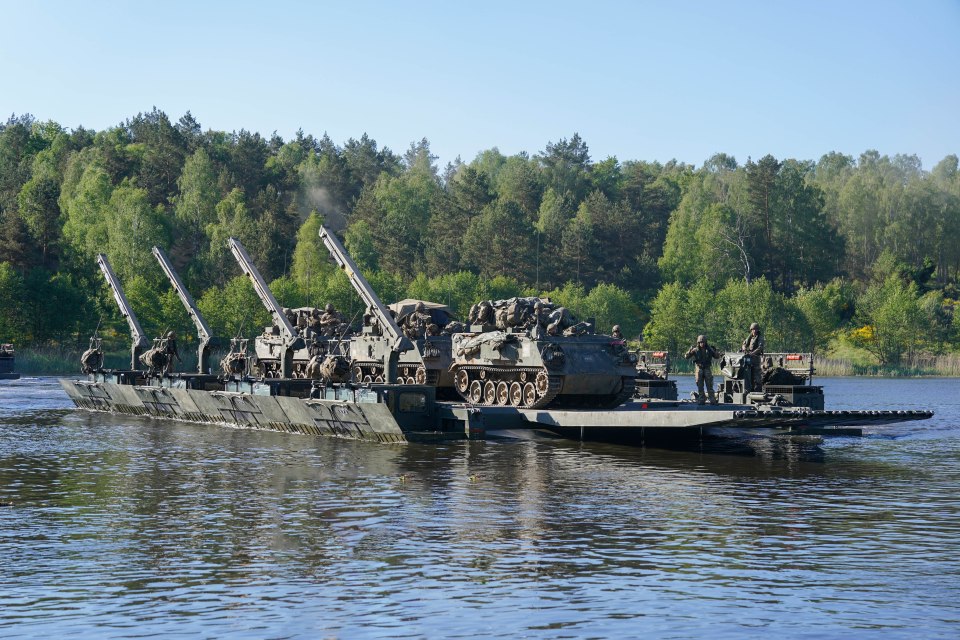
[{"left": 1, "top": 377, "right": 958, "bottom": 639}]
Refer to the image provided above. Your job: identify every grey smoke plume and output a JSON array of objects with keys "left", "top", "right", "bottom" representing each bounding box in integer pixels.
[{"left": 301, "top": 186, "right": 347, "bottom": 231}]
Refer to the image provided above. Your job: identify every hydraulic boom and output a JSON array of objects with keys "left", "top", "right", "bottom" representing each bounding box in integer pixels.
[
  {"left": 96, "top": 254, "right": 150, "bottom": 369},
  {"left": 152, "top": 246, "right": 214, "bottom": 374},
  {"left": 319, "top": 226, "right": 411, "bottom": 382},
  {"left": 227, "top": 237, "right": 303, "bottom": 377}
]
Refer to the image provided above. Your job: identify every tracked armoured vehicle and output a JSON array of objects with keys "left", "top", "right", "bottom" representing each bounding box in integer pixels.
[
  {"left": 228, "top": 237, "right": 350, "bottom": 380},
  {"left": 449, "top": 311, "right": 639, "bottom": 409},
  {"left": 319, "top": 226, "right": 457, "bottom": 390}
]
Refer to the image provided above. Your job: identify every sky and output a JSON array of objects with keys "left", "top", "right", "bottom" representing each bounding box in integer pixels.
[{"left": 2, "top": 0, "right": 958, "bottom": 170}]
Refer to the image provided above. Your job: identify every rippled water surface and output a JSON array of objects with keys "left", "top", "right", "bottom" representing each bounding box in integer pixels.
[{"left": 2, "top": 377, "right": 959, "bottom": 638}]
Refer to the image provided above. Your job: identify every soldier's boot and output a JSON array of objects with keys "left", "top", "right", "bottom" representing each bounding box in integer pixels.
[{"left": 708, "top": 392, "right": 719, "bottom": 405}]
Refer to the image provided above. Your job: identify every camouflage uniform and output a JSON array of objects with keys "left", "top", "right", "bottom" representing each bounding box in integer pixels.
[
  {"left": 611, "top": 325, "right": 623, "bottom": 340},
  {"left": 546, "top": 307, "right": 573, "bottom": 336},
  {"left": 685, "top": 335, "right": 720, "bottom": 404},
  {"left": 318, "top": 303, "right": 344, "bottom": 336},
  {"left": 406, "top": 302, "right": 433, "bottom": 339},
  {"left": 741, "top": 323, "right": 765, "bottom": 392},
  {"left": 164, "top": 331, "right": 181, "bottom": 375}
]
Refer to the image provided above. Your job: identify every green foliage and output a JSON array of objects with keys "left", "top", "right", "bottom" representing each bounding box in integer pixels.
[
  {"left": 582, "top": 283, "right": 639, "bottom": 338},
  {"left": 644, "top": 277, "right": 811, "bottom": 354},
  {"left": 197, "top": 275, "right": 270, "bottom": 340},
  {"left": 405, "top": 271, "right": 483, "bottom": 318},
  {"left": 643, "top": 280, "right": 715, "bottom": 355},
  {"left": 59, "top": 156, "right": 113, "bottom": 263},
  {"left": 461, "top": 200, "right": 535, "bottom": 281},
  {"left": 0, "top": 262, "right": 26, "bottom": 340},
  {"left": 6, "top": 110, "right": 960, "bottom": 377},
  {"left": 851, "top": 275, "right": 935, "bottom": 365},
  {"left": 290, "top": 211, "right": 334, "bottom": 291},
  {"left": 793, "top": 279, "right": 855, "bottom": 353},
  {"left": 106, "top": 184, "right": 168, "bottom": 283},
  {"left": 173, "top": 147, "right": 220, "bottom": 270}
]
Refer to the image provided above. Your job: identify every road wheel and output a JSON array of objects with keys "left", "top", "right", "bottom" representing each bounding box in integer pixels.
[
  {"left": 496, "top": 381, "right": 509, "bottom": 405},
  {"left": 522, "top": 383, "right": 537, "bottom": 407},
  {"left": 535, "top": 370, "right": 549, "bottom": 394},
  {"left": 455, "top": 369, "right": 470, "bottom": 393},
  {"left": 483, "top": 381, "right": 496, "bottom": 404},
  {"left": 469, "top": 380, "right": 483, "bottom": 403}
]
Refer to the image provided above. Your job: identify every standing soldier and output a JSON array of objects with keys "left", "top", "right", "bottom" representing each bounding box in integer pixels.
[
  {"left": 685, "top": 334, "right": 720, "bottom": 405},
  {"left": 164, "top": 331, "right": 182, "bottom": 375},
  {"left": 741, "top": 322, "right": 765, "bottom": 392}
]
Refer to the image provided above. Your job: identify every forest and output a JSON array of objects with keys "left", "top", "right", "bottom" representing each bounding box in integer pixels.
[{"left": 1, "top": 110, "right": 959, "bottom": 372}]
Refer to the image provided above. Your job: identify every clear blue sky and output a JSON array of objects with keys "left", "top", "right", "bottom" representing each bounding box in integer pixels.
[{"left": 3, "top": 0, "right": 958, "bottom": 170}]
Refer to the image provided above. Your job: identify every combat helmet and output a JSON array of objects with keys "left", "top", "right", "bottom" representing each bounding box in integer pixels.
[{"left": 750, "top": 322, "right": 760, "bottom": 331}]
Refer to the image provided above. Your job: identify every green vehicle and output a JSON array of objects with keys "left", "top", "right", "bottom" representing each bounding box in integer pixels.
[
  {"left": 320, "top": 227, "right": 457, "bottom": 391},
  {"left": 229, "top": 237, "right": 349, "bottom": 380},
  {"left": 449, "top": 324, "right": 639, "bottom": 409},
  {"left": 718, "top": 351, "right": 824, "bottom": 409}
]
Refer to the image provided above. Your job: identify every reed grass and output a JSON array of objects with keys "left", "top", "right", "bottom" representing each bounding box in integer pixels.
[{"left": 816, "top": 353, "right": 960, "bottom": 377}]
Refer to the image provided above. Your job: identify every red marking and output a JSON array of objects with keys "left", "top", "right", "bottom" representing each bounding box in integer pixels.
[
  {"left": 641, "top": 403, "right": 648, "bottom": 409},
  {"left": 652, "top": 351, "right": 666, "bottom": 358},
  {"left": 786, "top": 354, "right": 803, "bottom": 361}
]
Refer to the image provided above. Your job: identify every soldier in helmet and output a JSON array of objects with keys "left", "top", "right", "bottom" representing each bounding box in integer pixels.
[
  {"left": 318, "top": 303, "right": 344, "bottom": 336},
  {"left": 611, "top": 325, "right": 623, "bottom": 340},
  {"left": 405, "top": 301, "right": 433, "bottom": 339},
  {"left": 742, "top": 322, "right": 765, "bottom": 392},
  {"left": 685, "top": 334, "right": 720, "bottom": 405},
  {"left": 164, "top": 331, "right": 182, "bottom": 375}
]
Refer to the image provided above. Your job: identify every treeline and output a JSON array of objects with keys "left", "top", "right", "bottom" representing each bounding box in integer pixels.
[{"left": 0, "top": 110, "right": 958, "bottom": 367}]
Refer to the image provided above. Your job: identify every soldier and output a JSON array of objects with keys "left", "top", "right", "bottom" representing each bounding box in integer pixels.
[
  {"left": 283, "top": 307, "right": 297, "bottom": 328},
  {"left": 164, "top": 331, "right": 181, "bottom": 375},
  {"left": 405, "top": 301, "right": 433, "bottom": 338},
  {"left": 685, "top": 334, "right": 720, "bottom": 405},
  {"left": 473, "top": 300, "right": 494, "bottom": 326},
  {"left": 741, "top": 322, "right": 765, "bottom": 392},
  {"left": 611, "top": 325, "right": 623, "bottom": 340},
  {"left": 319, "top": 303, "right": 344, "bottom": 336},
  {"left": 546, "top": 306, "right": 574, "bottom": 336}
]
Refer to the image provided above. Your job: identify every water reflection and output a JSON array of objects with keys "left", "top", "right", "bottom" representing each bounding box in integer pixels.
[{"left": 0, "top": 379, "right": 958, "bottom": 638}]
